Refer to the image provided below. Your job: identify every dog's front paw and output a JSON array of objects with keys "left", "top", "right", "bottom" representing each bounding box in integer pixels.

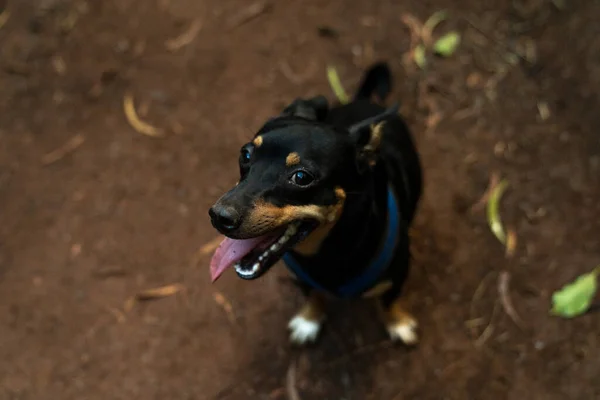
[
  {"left": 287, "top": 315, "right": 322, "bottom": 345},
  {"left": 387, "top": 316, "right": 419, "bottom": 345}
]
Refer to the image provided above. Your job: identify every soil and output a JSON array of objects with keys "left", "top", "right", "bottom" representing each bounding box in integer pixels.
[{"left": 1, "top": 0, "right": 599, "bottom": 399}]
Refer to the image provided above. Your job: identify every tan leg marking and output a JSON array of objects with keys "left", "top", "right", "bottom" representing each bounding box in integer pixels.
[
  {"left": 362, "top": 280, "right": 393, "bottom": 298},
  {"left": 287, "top": 293, "right": 326, "bottom": 345},
  {"left": 377, "top": 297, "right": 419, "bottom": 345}
]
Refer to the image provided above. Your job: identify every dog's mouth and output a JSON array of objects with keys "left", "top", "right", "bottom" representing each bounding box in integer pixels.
[{"left": 209, "top": 220, "right": 318, "bottom": 282}]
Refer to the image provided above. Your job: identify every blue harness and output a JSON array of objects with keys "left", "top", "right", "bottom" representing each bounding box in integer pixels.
[{"left": 282, "top": 186, "right": 400, "bottom": 298}]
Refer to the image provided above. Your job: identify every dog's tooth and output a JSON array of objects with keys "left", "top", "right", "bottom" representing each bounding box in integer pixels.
[
  {"left": 287, "top": 224, "right": 297, "bottom": 235},
  {"left": 271, "top": 243, "right": 280, "bottom": 252},
  {"left": 252, "top": 263, "right": 260, "bottom": 273},
  {"left": 279, "top": 236, "right": 289, "bottom": 244}
]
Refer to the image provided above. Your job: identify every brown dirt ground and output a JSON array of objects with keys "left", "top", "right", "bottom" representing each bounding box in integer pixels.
[{"left": 1, "top": 0, "right": 600, "bottom": 399}]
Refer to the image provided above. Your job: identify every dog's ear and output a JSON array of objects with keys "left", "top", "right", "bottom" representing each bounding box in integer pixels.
[
  {"left": 350, "top": 121, "right": 385, "bottom": 172},
  {"left": 282, "top": 96, "right": 329, "bottom": 121}
]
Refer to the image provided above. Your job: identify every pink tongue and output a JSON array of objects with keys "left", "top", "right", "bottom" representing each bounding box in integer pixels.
[{"left": 210, "top": 235, "right": 270, "bottom": 282}]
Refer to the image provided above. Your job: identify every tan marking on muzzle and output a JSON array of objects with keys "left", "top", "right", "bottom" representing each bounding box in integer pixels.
[
  {"left": 293, "top": 187, "right": 346, "bottom": 256},
  {"left": 241, "top": 202, "right": 330, "bottom": 237}
]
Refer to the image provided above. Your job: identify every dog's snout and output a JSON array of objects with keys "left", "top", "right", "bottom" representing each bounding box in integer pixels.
[{"left": 209, "top": 204, "right": 242, "bottom": 233}]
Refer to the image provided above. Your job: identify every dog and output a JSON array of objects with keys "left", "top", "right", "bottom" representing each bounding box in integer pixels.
[{"left": 208, "top": 62, "right": 423, "bottom": 346}]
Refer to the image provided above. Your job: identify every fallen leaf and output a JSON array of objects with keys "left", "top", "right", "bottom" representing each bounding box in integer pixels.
[
  {"left": 486, "top": 179, "right": 509, "bottom": 244},
  {"left": 213, "top": 291, "right": 236, "bottom": 322},
  {"left": 537, "top": 101, "right": 551, "bottom": 121},
  {"left": 135, "top": 284, "right": 184, "bottom": 301},
  {"left": 123, "top": 92, "right": 163, "bottom": 137},
  {"left": 326, "top": 65, "right": 349, "bottom": 104},
  {"left": 551, "top": 268, "right": 599, "bottom": 318},
  {"left": 434, "top": 31, "right": 461, "bottom": 57}
]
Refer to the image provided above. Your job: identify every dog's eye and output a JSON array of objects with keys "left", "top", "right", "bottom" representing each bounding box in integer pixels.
[
  {"left": 240, "top": 148, "right": 252, "bottom": 164},
  {"left": 290, "top": 170, "right": 314, "bottom": 186}
]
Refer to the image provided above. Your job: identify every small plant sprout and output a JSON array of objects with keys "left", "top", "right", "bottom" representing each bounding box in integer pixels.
[
  {"left": 411, "top": 10, "right": 461, "bottom": 69},
  {"left": 486, "top": 179, "right": 509, "bottom": 244}
]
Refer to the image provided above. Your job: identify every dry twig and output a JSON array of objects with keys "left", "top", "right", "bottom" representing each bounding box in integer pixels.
[
  {"left": 400, "top": 14, "right": 423, "bottom": 51},
  {"left": 41, "top": 134, "right": 85, "bottom": 165},
  {"left": 227, "top": 1, "right": 271, "bottom": 31},
  {"left": 165, "top": 19, "right": 202, "bottom": 51},
  {"left": 468, "top": 271, "right": 495, "bottom": 336},
  {"left": 470, "top": 172, "right": 500, "bottom": 213},
  {"left": 498, "top": 270, "right": 523, "bottom": 327},
  {"left": 285, "top": 358, "right": 301, "bottom": 400}
]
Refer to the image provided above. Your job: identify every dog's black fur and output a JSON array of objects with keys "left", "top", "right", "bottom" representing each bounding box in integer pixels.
[{"left": 209, "top": 62, "right": 422, "bottom": 341}]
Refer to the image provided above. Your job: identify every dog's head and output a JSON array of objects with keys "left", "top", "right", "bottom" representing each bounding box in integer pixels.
[{"left": 208, "top": 96, "right": 387, "bottom": 281}]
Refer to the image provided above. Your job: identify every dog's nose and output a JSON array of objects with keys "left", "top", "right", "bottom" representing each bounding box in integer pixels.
[{"left": 209, "top": 204, "right": 241, "bottom": 233}]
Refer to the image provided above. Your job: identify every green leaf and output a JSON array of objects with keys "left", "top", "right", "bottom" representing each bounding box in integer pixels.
[
  {"left": 551, "top": 268, "right": 599, "bottom": 318},
  {"left": 326, "top": 65, "right": 349, "bottom": 104},
  {"left": 413, "top": 45, "right": 427, "bottom": 69},
  {"left": 433, "top": 31, "right": 461, "bottom": 57}
]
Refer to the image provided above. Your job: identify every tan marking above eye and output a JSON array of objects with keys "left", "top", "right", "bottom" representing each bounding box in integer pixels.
[
  {"left": 253, "top": 136, "right": 263, "bottom": 147},
  {"left": 364, "top": 121, "right": 385, "bottom": 167},
  {"left": 286, "top": 152, "right": 301, "bottom": 167}
]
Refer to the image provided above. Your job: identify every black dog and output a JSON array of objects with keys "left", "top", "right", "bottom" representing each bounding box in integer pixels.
[{"left": 208, "top": 62, "right": 422, "bottom": 345}]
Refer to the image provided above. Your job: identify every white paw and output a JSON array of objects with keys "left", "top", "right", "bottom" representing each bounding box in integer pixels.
[
  {"left": 287, "top": 315, "right": 322, "bottom": 345},
  {"left": 387, "top": 317, "right": 419, "bottom": 345}
]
